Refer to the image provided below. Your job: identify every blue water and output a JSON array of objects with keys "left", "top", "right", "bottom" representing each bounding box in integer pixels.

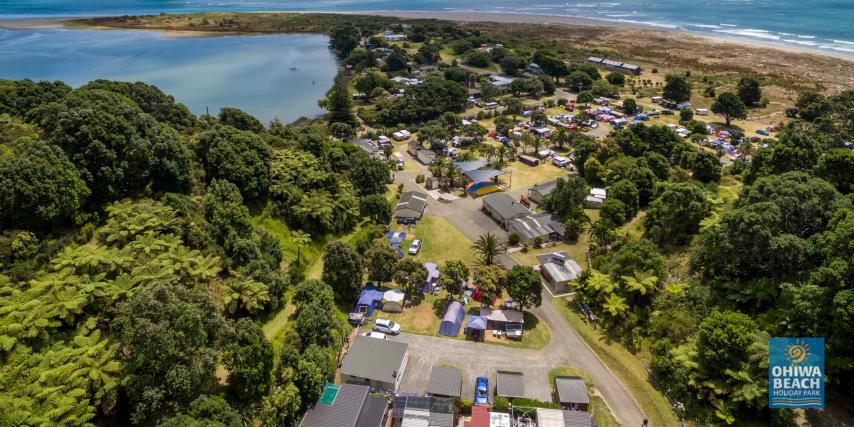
[
  {"left": 0, "top": 28, "right": 338, "bottom": 123},
  {"left": 1, "top": 0, "right": 853, "bottom": 56}
]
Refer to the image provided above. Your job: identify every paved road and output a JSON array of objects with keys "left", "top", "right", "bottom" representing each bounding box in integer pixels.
[{"left": 390, "top": 157, "right": 646, "bottom": 425}]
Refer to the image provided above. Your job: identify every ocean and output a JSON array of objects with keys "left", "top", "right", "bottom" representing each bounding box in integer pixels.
[{"left": 1, "top": 0, "right": 853, "bottom": 57}]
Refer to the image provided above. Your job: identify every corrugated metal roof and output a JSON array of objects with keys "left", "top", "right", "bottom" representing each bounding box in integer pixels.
[
  {"left": 301, "top": 383, "right": 374, "bottom": 427},
  {"left": 356, "top": 396, "right": 388, "bottom": 427},
  {"left": 536, "top": 408, "right": 565, "bottom": 427},
  {"left": 396, "top": 191, "right": 428, "bottom": 218},
  {"left": 429, "top": 366, "right": 462, "bottom": 397},
  {"left": 562, "top": 410, "right": 594, "bottom": 427},
  {"left": 482, "top": 193, "right": 531, "bottom": 221},
  {"left": 480, "top": 308, "right": 525, "bottom": 324},
  {"left": 340, "top": 336, "right": 408, "bottom": 385},
  {"left": 555, "top": 377, "right": 589, "bottom": 404},
  {"left": 495, "top": 371, "right": 525, "bottom": 398}
]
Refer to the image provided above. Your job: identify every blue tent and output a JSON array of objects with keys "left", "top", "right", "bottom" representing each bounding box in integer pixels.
[
  {"left": 354, "top": 285, "right": 384, "bottom": 317},
  {"left": 466, "top": 315, "right": 487, "bottom": 331},
  {"left": 438, "top": 301, "right": 465, "bottom": 337}
]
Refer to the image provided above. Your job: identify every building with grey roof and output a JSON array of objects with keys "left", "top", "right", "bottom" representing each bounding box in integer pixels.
[
  {"left": 554, "top": 376, "right": 590, "bottom": 411},
  {"left": 534, "top": 408, "right": 594, "bottom": 427},
  {"left": 562, "top": 410, "right": 594, "bottom": 427},
  {"left": 340, "top": 336, "right": 409, "bottom": 391},
  {"left": 395, "top": 191, "right": 428, "bottom": 222},
  {"left": 392, "top": 396, "right": 454, "bottom": 427},
  {"left": 495, "top": 370, "right": 525, "bottom": 399},
  {"left": 527, "top": 179, "right": 561, "bottom": 204},
  {"left": 429, "top": 366, "right": 462, "bottom": 398},
  {"left": 537, "top": 252, "right": 583, "bottom": 295},
  {"left": 299, "top": 383, "right": 387, "bottom": 427},
  {"left": 482, "top": 193, "right": 532, "bottom": 229},
  {"left": 508, "top": 212, "right": 565, "bottom": 244}
]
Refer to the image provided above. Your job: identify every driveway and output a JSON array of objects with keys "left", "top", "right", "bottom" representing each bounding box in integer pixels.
[{"left": 391, "top": 288, "right": 645, "bottom": 426}]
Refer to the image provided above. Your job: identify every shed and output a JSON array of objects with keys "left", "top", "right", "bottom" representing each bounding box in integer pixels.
[
  {"left": 535, "top": 408, "right": 565, "bottom": 427},
  {"left": 382, "top": 289, "right": 406, "bottom": 313},
  {"left": 554, "top": 376, "right": 590, "bottom": 411},
  {"left": 562, "top": 410, "right": 594, "bottom": 427},
  {"left": 355, "top": 285, "right": 385, "bottom": 317},
  {"left": 537, "top": 252, "right": 583, "bottom": 295},
  {"left": 438, "top": 301, "right": 465, "bottom": 337},
  {"left": 339, "top": 336, "right": 409, "bottom": 391},
  {"left": 527, "top": 179, "right": 560, "bottom": 204},
  {"left": 479, "top": 308, "right": 524, "bottom": 330},
  {"left": 429, "top": 366, "right": 462, "bottom": 398},
  {"left": 417, "top": 149, "right": 437, "bottom": 165},
  {"left": 495, "top": 371, "right": 525, "bottom": 399},
  {"left": 518, "top": 155, "right": 540, "bottom": 166},
  {"left": 508, "top": 213, "right": 565, "bottom": 244}
]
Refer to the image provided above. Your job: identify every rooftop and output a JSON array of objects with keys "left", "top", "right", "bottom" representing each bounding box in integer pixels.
[
  {"left": 555, "top": 376, "right": 589, "bottom": 405},
  {"left": 300, "top": 383, "right": 386, "bottom": 427},
  {"left": 496, "top": 371, "right": 525, "bottom": 398},
  {"left": 340, "top": 336, "right": 408, "bottom": 384},
  {"left": 429, "top": 366, "right": 462, "bottom": 397},
  {"left": 482, "top": 193, "right": 531, "bottom": 221},
  {"left": 537, "top": 252, "right": 583, "bottom": 283},
  {"left": 508, "top": 213, "right": 564, "bottom": 240},
  {"left": 396, "top": 191, "right": 428, "bottom": 215}
]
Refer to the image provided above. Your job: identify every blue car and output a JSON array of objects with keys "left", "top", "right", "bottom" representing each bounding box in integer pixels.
[
  {"left": 756, "top": 129, "right": 769, "bottom": 136},
  {"left": 474, "top": 376, "right": 489, "bottom": 405}
]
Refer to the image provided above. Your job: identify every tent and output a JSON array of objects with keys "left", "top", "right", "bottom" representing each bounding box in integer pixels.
[
  {"left": 438, "top": 301, "right": 465, "bottom": 337},
  {"left": 382, "top": 289, "right": 406, "bottom": 313},
  {"left": 421, "top": 263, "right": 440, "bottom": 292},
  {"left": 355, "top": 285, "right": 384, "bottom": 317},
  {"left": 465, "top": 315, "right": 487, "bottom": 341}
]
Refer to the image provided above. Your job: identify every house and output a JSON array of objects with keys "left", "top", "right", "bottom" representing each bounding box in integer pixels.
[
  {"left": 482, "top": 193, "right": 532, "bottom": 229},
  {"left": 299, "top": 383, "right": 387, "bottom": 427},
  {"left": 417, "top": 149, "right": 437, "bottom": 165},
  {"left": 534, "top": 408, "right": 593, "bottom": 427},
  {"left": 583, "top": 188, "right": 607, "bottom": 208},
  {"left": 407, "top": 140, "right": 422, "bottom": 156},
  {"left": 554, "top": 376, "right": 590, "bottom": 411},
  {"left": 537, "top": 251, "right": 583, "bottom": 295},
  {"left": 395, "top": 191, "right": 428, "bottom": 223},
  {"left": 351, "top": 138, "right": 382, "bottom": 160},
  {"left": 383, "top": 31, "right": 407, "bottom": 42},
  {"left": 527, "top": 179, "right": 560, "bottom": 204},
  {"left": 495, "top": 371, "right": 525, "bottom": 399},
  {"left": 392, "top": 395, "right": 455, "bottom": 427},
  {"left": 486, "top": 74, "right": 515, "bottom": 88},
  {"left": 587, "top": 56, "right": 642, "bottom": 75},
  {"left": 340, "top": 336, "right": 409, "bottom": 391},
  {"left": 429, "top": 366, "right": 462, "bottom": 398},
  {"left": 508, "top": 213, "right": 565, "bottom": 244}
]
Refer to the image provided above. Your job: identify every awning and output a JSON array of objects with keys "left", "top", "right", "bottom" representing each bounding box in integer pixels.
[
  {"left": 464, "top": 169, "right": 502, "bottom": 182},
  {"left": 466, "top": 315, "right": 487, "bottom": 330}
]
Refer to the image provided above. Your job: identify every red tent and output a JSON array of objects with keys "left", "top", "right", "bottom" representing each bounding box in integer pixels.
[{"left": 465, "top": 406, "right": 490, "bottom": 427}]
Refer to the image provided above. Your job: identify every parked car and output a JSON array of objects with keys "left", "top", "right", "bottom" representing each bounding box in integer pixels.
[
  {"left": 661, "top": 109, "right": 674, "bottom": 115},
  {"left": 361, "top": 331, "right": 388, "bottom": 340},
  {"left": 373, "top": 319, "right": 401, "bottom": 335},
  {"left": 474, "top": 376, "right": 489, "bottom": 405},
  {"left": 408, "top": 239, "right": 422, "bottom": 255},
  {"left": 756, "top": 129, "right": 769, "bottom": 136},
  {"left": 587, "top": 120, "right": 599, "bottom": 129}
]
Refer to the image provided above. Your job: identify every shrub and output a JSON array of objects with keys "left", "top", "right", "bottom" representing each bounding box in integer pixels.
[
  {"left": 457, "top": 399, "right": 473, "bottom": 415},
  {"left": 679, "top": 108, "right": 694, "bottom": 122},
  {"left": 511, "top": 398, "right": 559, "bottom": 409},
  {"left": 507, "top": 233, "right": 521, "bottom": 246},
  {"left": 492, "top": 396, "right": 510, "bottom": 412},
  {"left": 415, "top": 174, "right": 425, "bottom": 183},
  {"left": 651, "top": 68, "right": 658, "bottom": 73},
  {"left": 533, "top": 236, "right": 544, "bottom": 249}
]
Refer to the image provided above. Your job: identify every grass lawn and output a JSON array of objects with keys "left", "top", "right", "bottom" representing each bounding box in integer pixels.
[
  {"left": 379, "top": 291, "right": 551, "bottom": 350},
  {"left": 502, "top": 161, "right": 569, "bottom": 191},
  {"left": 391, "top": 216, "right": 475, "bottom": 266},
  {"left": 548, "top": 366, "right": 621, "bottom": 427},
  {"left": 552, "top": 297, "right": 680, "bottom": 427}
]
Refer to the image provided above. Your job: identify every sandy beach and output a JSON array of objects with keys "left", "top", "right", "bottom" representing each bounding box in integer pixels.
[{"left": 3, "top": 11, "right": 852, "bottom": 91}]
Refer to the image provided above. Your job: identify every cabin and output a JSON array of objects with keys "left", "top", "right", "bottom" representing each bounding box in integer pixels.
[
  {"left": 518, "top": 154, "right": 540, "bottom": 167},
  {"left": 340, "top": 336, "right": 409, "bottom": 391},
  {"left": 537, "top": 251, "right": 583, "bottom": 295},
  {"left": 482, "top": 193, "right": 532, "bottom": 229},
  {"left": 508, "top": 213, "right": 565, "bottom": 244},
  {"left": 395, "top": 191, "right": 428, "bottom": 223},
  {"left": 416, "top": 149, "right": 437, "bottom": 165},
  {"left": 528, "top": 179, "right": 560, "bottom": 204}
]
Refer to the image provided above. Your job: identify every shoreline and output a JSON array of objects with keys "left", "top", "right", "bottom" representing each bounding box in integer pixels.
[{"left": 2, "top": 11, "right": 854, "bottom": 63}]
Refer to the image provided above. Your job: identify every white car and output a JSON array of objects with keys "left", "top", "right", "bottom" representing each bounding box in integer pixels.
[
  {"left": 408, "top": 239, "right": 422, "bottom": 255},
  {"left": 373, "top": 319, "right": 401, "bottom": 335},
  {"left": 361, "top": 331, "right": 388, "bottom": 340}
]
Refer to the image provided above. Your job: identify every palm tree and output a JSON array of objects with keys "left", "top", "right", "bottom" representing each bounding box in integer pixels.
[
  {"left": 496, "top": 144, "right": 509, "bottom": 167},
  {"left": 588, "top": 220, "right": 616, "bottom": 249},
  {"left": 471, "top": 232, "right": 505, "bottom": 266},
  {"left": 291, "top": 230, "right": 311, "bottom": 265},
  {"left": 553, "top": 127, "right": 570, "bottom": 151},
  {"left": 532, "top": 136, "right": 544, "bottom": 154},
  {"left": 602, "top": 293, "right": 629, "bottom": 318},
  {"left": 620, "top": 270, "right": 659, "bottom": 296}
]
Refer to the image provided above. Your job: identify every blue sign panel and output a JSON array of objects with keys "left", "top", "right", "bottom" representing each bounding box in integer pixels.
[{"left": 769, "top": 338, "right": 824, "bottom": 408}]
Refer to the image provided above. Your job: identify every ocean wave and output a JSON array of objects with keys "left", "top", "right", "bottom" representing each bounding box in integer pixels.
[
  {"left": 831, "top": 39, "right": 854, "bottom": 46},
  {"left": 713, "top": 28, "right": 781, "bottom": 41},
  {"left": 819, "top": 45, "right": 854, "bottom": 54},
  {"left": 692, "top": 24, "right": 723, "bottom": 29},
  {"left": 783, "top": 39, "right": 819, "bottom": 47},
  {"left": 719, "top": 23, "right": 737, "bottom": 27},
  {"left": 613, "top": 18, "right": 677, "bottom": 29}
]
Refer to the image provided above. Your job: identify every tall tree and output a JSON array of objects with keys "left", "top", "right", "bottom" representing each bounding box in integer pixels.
[
  {"left": 663, "top": 74, "right": 692, "bottom": 103},
  {"left": 501, "top": 265, "right": 542, "bottom": 309},
  {"left": 737, "top": 77, "right": 762, "bottom": 106},
  {"left": 326, "top": 71, "right": 356, "bottom": 126},
  {"left": 436, "top": 260, "right": 470, "bottom": 298},
  {"left": 224, "top": 319, "right": 274, "bottom": 402},
  {"left": 711, "top": 92, "right": 748, "bottom": 126},
  {"left": 321, "top": 241, "right": 363, "bottom": 303},
  {"left": 471, "top": 232, "right": 505, "bottom": 266}
]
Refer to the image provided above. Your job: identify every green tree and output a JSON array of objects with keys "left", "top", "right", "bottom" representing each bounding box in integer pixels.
[
  {"left": 158, "top": 395, "right": 242, "bottom": 427},
  {"left": 711, "top": 92, "right": 748, "bottom": 126},
  {"left": 326, "top": 71, "right": 356, "bottom": 126},
  {"left": 112, "top": 283, "right": 227, "bottom": 423},
  {"left": 816, "top": 148, "right": 854, "bottom": 193},
  {"left": 606, "top": 72, "right": 626, "bottom": 86},
  {"left": 224, "top": 319, "right": 274, "bottom": 402},
  {"left": 197, "top": 125, "right": 271, "bottom": 199},
  {"left": 394, "top": 258, "right": 428, "bottom": 298},
  {"left": 644, "top": 182, "right": 712, "bottom": 246},
  {"left": 622, "top": 98, "right": 638, "bottom": 115},
  {"left": 501, "top": 265, "right": 542, "bottom": 309},
  {"left": 437, "top": 260, "right": 470, "bottom": 298},
  {"left": 364, "top": 238, "right": 399, "bottom": 282},
  {"left": 218, "top": 107, "right": 264, "bottom": 132},
  {"left": 737, "top": 77, "right": 762, "bottom": 106},
  {"left": 330, "top": 23, "right": 359, "bottom": 57},
  {"left": 360, "top": 194, "right": 392, "bottom": 224},
  {"left": 663, "top": 74, "right": 692, "bottom": 103},
  {"left": 321, "top": 241, "right": 363, "bottom": 303},
  {"left": 471, "top": 232, "right": 505, "bottom": 266},
  {"left": 568, "top": 71, "right": 593, "bottom": 92}
]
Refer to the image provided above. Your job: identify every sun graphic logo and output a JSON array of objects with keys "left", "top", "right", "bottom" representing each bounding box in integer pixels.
[{"left": 785, "top": 340, "right": 810, "bottom": 365}]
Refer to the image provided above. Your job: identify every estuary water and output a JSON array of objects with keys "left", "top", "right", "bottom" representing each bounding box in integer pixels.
[
  {"left": 1, "top": 0, "right": 853, "bottom": 57},
  {"left": 0, "top": 28, "right": 338, "bottom": 123}
]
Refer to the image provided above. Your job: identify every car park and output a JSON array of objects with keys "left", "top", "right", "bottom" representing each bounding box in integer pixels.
[{"left": 373, "top": 318, "right": 401, "bottom": 335}]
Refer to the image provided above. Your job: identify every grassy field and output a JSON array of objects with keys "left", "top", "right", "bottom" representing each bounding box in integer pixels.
[
  {"left": 552, "top": 297, "right": 680, "bottom": 427},
  {"left": 380, "top": 292, "right": 551, "bottom": 350},
  {"left": 391, "top": 215, "right": 475, "bottom": 266},
  {"left": 503, "top": 161, "right": 569, "bottom": 191},
  {"left": 548, "top": 366, "right": 621, "bottom": 427}
]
